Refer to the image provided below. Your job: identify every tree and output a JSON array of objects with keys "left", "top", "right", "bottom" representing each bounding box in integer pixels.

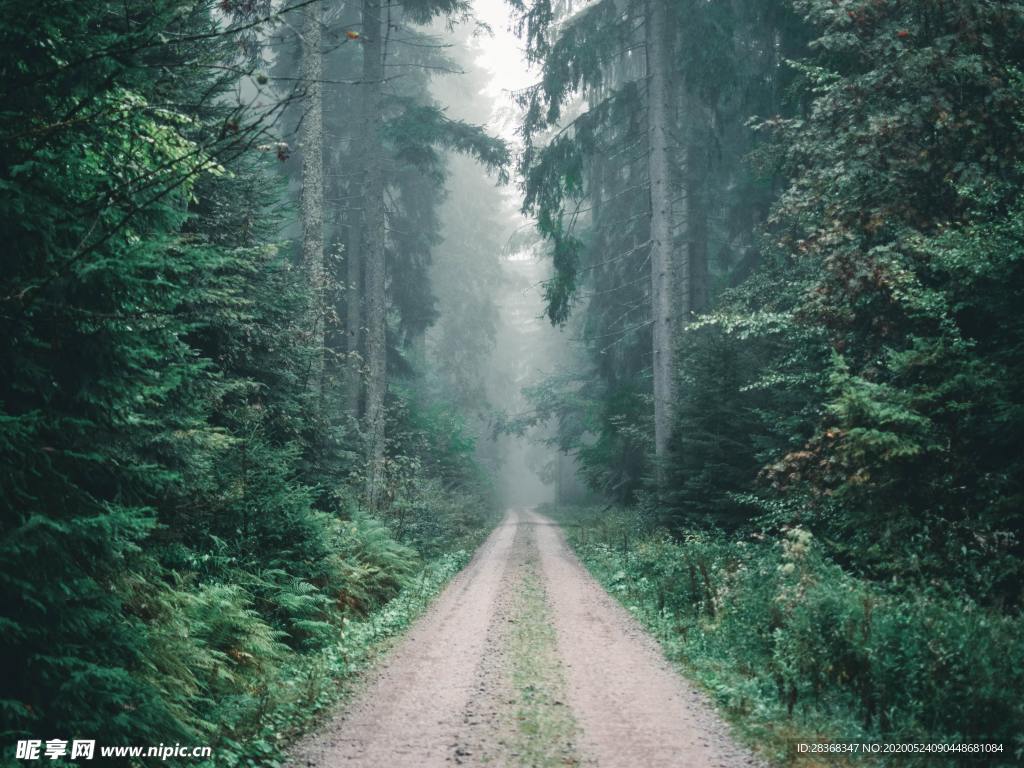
[
  {"left": 361, "top": 0, "right": 389, "bottom": 508},
  {"left": 300, "top": 0, "right": 327, "bottom": 400},
  {"left": 644, "top": 0, "right": 678, "bottom": 470},
  {"left": 0, "top": 0, "right": 502, "bottom": 751},
  {"left": 747, "top": 0, "right": 1024, "bottom": 599},
  {"left": 513, "top": 0, "right": 799, "bottom": 495}
]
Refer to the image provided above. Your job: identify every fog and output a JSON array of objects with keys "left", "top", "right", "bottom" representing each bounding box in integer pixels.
[
  {"left": 261, "top": 0, "right": 589, "bottom": 509},
  {"left": 420, "top": 3, "right": 587, "bottom": 509}
]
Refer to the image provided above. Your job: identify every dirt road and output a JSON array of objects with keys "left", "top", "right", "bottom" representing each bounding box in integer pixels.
[{"left": 289, "top": 509, "right": 764, "bottom": 768}]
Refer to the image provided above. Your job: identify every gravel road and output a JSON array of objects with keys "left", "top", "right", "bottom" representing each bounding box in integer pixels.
[{"left": 289, "top": 509, "right": 765, "bottom": 768}]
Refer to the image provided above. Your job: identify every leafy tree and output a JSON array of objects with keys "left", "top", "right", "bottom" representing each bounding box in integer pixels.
[
  {"left": 0, "top": 0, "right": 503, "bottom": 753},
  {"left": 745, "top": 0, "right": 1024, "bottom": 601}
]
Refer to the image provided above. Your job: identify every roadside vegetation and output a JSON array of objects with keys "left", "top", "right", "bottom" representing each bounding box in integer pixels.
[
  {"left": 0, "top": 1, "right": 504, "bottom": 764},
  {"left": 213, "top": 548, "right": 476, "bottom": 767},
  {"left": 510, "top": 0, "right": 1024, "bottom": 762},
  {"left": 551, "top": 505, "right": 1024, "bottom": 767}
]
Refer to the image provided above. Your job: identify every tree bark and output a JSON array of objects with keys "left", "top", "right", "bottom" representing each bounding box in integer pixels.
[
  {"left": 300, "top": 0, "right": 325, "bottom": 399},
  {"left": 687, "top": 139, "right": 709, "bottom": 316},
  {"left": 345, "top": 148, "right": 364, "bottom": 417},
  {"left": 645, "top": 0, "right": 678, "bottom": 476},
  {"left": 362, "top": 0, "right": 387, "bottom": 508},
  {"left": 345, "top": 219, "right": 363, "bottom": 416}
]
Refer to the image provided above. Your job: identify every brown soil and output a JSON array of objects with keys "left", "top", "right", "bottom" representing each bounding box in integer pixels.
[{"left": 288, "top": 509, "right": 765, "bottom": 768}]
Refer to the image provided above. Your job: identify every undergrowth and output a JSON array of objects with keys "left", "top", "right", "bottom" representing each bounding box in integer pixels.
[
  {"left": 199, "top": 548, "right": 474, "bottom": 768},
  {"left": 548, "top": 504, "right": 1024, "bottom": 767}
]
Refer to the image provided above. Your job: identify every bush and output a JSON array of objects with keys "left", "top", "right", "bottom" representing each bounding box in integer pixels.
[{"left": 558, "top": 505, "right": 1024, "bottom": 765}]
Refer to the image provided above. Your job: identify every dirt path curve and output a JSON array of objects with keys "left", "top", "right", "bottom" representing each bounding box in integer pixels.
[{"left": 289, "top": 509, "right": 764, "bottom": 768}]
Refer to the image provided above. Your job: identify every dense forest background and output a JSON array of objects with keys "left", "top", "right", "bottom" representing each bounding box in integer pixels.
[
  {"left": 2, "top": 0, "right": 1024, "bottom": 765},
  {"left": 0, "top": 0, "right": 519, "bottom": 762},
  {"left": 509, "top": 0, "right": 1024, "bottom": 760}
]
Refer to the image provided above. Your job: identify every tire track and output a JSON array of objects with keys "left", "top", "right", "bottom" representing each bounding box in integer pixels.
[
  {"left": 290, "top": 509, "right": 764, "bottom": 768},
  {"left": 531, "top": 509, "right": 764, "bottom": 768}
]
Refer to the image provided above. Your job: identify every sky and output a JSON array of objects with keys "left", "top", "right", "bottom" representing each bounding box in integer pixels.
[{"left": 468, "top": 0, "right": 537, "bottom": 142}]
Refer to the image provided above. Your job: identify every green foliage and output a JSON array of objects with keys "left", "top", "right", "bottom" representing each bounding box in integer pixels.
[
  {"left": 384, "top": 102, "right": 509, "bottom": 184},
  {"left": 0, "top": 0, "right": 497, "bottom": 760},
  {"left": 662, "top": 305, "right": 829, "bottom": 531},
  {"left": 200, "top": 549, "right": 473, "bottom": 768},
  {"left": 665, "top": 325, "right": 769, "bottom": 529},
  {"left": 1, "top": 0, "right": 255, "bottom": 746},
  {"left": 380, "top": 385, "right": 498, "bottom": 556},
  {"left": 668, "top": 0, "right": 1024, "bottom": 602},
  {"left": 558, "top": 506, "right": 1024, "bottom": 765}
]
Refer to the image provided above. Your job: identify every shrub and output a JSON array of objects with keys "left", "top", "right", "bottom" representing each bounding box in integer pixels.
[{"left": 560, "top": 506, "right": 1024, "bottom": 765}]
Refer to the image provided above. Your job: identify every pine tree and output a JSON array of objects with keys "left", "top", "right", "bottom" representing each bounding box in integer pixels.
[
  {"left": 513, "top": 0, "right": 799, "bottom": 496},
  {"left": 300, "top": 0, "right": 327, "bottom": 400}
]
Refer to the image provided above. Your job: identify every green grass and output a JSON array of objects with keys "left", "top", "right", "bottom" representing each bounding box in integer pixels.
[{"left": 506, "top": 563, "right": 581, "bottom": 768}]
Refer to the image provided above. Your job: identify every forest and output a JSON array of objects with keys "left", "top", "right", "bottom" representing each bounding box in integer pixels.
[{"left": 1, "top": 0, "right": 1023, "bottom": 766}]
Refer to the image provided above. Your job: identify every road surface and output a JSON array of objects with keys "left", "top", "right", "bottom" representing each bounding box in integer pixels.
[{"left": 289, "top": 509, "right": 764, "bottom": 768}]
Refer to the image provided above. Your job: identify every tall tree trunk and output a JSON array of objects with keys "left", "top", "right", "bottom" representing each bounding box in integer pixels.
[
  {"left": 687, "top": 138, "right": 709, "bottom": 315},
  {"left": 300, "top": 0, "right": 325, "bottom": 399},
  {"left": 345, "top": 221, "right": 363, "bottom": 416},
  {"left": 344, "top": 52, "right": 368, "bottom": 419},
  {"left": 645, "top": 0, "right": 678, "bottom": 477},
  {"left": 362, "top": 0, "right": 387, "bottom": 508}
]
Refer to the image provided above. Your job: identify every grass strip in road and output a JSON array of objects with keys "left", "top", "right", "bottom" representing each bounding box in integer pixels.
[{"left": 507, "top": 563, "right": 582, "bottom": 768}]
